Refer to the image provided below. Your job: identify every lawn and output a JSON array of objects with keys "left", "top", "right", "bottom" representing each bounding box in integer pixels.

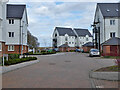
[
  {"left": 95, "top": 65, "right": 120, "bottom": 72},
  {"left": 102, "top": 56, "right": 120, "bottom": 59}
]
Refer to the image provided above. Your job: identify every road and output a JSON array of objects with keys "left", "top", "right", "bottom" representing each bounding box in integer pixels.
[{"left": 2, "top": 52, "right": 118, "bottom": 88}]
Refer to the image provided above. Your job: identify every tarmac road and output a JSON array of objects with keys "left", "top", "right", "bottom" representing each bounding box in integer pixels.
[{"left": 2, "top": 52, "right": 118, "bottom": 88}]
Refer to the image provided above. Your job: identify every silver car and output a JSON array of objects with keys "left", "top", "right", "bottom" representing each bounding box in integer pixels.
[{"left": 89, "top": 49, "right": 100, "bottom": 57}]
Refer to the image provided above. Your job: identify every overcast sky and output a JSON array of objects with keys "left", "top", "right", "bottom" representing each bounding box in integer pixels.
[{"left": 9, "top": 0, "right": 119, "bottom": 47}]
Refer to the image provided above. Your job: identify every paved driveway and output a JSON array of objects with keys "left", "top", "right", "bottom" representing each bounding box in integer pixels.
[{"left": 2, "top": 52, "right": 117, "bottom": 88}]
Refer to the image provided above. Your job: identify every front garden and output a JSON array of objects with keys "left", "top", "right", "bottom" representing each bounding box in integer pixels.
[{"left": 2, "top": 54, "right": 37, "bottom": 66}]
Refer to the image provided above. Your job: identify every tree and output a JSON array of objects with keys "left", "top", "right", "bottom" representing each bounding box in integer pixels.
[{"left": 27, "top": 30, "right": 40, "bottom": 50}]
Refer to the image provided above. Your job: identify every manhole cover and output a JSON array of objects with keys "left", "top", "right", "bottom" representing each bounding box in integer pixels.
[
  {"left": 49, "top": 63, "right": 56, "bottom": 65},
  {"left": 65, "top": 61, "right": 71, "bottom": 63}
]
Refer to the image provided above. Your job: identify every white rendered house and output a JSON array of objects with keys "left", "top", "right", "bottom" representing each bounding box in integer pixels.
[
  {"left": 0, "top": 1, "right": 7, "bottom": 56},
  {"left": 53, "top": 27, "right": 92, "bottom": 49},
  {"left": 5, "top": 4, "right": 28, "bottom": 54},
  {"left": 74, "top": 29, "right": 93, "bottom": 47},
  {"left": 53, "top": 27, "right": 77, "bottom": 48},
  {"left": 94, "top": 3, "right": 120, "bottom": 49}
]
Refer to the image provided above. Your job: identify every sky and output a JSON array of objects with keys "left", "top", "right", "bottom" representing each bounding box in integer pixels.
[{"left": 8, "top": 0, "right": 119, "bottom": 47}]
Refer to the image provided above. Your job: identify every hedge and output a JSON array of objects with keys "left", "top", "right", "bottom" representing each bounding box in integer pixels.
[
  {"left": 4, "top": 57, "right": 37, "bottom": 65},
  {"left": 28, "top": 51, "right": 56, "bottom": 55}
]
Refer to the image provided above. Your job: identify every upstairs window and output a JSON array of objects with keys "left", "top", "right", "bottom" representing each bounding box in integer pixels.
[
  {"left": 9, "top": 19, "right": 14, "bottom": 24},
  {"left": 110, "top": 32, "right": 116, "bottom": 37},
  {"left": 65, "top": 37, "right": 68, "bottom": 41},
  {"left": 110, "top": 20, "right": 115, "bottom": 25},
  {"left": 86, "top": 38, "right": 89, "bottom": 41},
  {"left": 9, "top": 32, "right": 14, "bottom": 37}
]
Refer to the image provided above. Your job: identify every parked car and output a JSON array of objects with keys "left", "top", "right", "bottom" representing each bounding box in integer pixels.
[
  {"left": 89, "top": 49, "right": 100, "bottom": 57},
  {"left": 53, "top": 48, "right": 59, "bottom": 52},
  {"left": 75, "top": 49, "right": 80, "bottom": 52}
]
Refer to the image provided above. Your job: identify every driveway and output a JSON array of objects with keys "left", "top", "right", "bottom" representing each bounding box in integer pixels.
[{"left": 2, "top": 52, "right": 118, "bottom": 88}]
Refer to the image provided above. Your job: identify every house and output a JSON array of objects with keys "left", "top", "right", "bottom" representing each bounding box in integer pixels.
[
  {"left": 102, "top": 37, "right": 120, "bottom": 56},
  {"left": 5, "top": 4, "right": 28, "bottom": 54},
  {"left": 0, "top": 1, "right": 7, "bottom": 57},
  {"left": 53, "top": 27, "right": 77, "bottom": 51},
  {"left": 52, "top": 27, "right": 92, "bottom": 51},
  {"left": 93, "top": 3, "right": 120, "bottom": 50},
  {"left": 82, "top": 42, "right": 94, "bottom": 52},
  {"left": 74, "top": 29, "right": 93, "bottom": 48}
]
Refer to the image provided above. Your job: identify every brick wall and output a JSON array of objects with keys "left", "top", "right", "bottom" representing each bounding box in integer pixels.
[
  {"left": 102, "top": 45, "right": 120, "bottom": 56},
  {"left": 59, "top": 47, "right": 76, "bottom": 52},
  {"left": 5, "top": 45, "right": 28, "bottom": 54},
  {"left": 83, "top": 46, "right": 93, "bottom": 52},
  {"left": 0, "top": 42, "right": 6, "bottom": 57}
]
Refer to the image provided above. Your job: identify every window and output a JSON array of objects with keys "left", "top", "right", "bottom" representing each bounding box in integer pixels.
[
  {"left": 0, "top": 43, "right": 2, "bottom": 51},
  {"left": 86, "top": 38, "right": 89, "bottom": 41},
  {"left": 72, "top": 42, "right": 74, "bottom": 44},
  {"left": 69, "top": 42, "right": 71, "bottom": 44},
  {"left": 65, "top": 37, "right": 68, "bottom": 41},
  {"left": 9, "top": 32, "right": 14, "bottom": 37},
  {"left": 110, "top": 20, "right": 115, "bottom": 25},
  {"left": 8, "top": 45, "right": 14, "bottom": 51},
  {"left": 9, "top": 19, "right": 14, "bottom": 24},
  {"left": 110, "top": 32, "right": 116, "bottom": 37}
]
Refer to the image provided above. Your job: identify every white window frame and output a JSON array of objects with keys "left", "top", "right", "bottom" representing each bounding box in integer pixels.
[
  {"left": 0, "top": 43, "right": 2, "bottom": 51},
  {"left": 8, "top": 45, "right": 14, "bottom": 51},
  {"left": 9, "top": 19, "right": 14, "bottom": 24},
  {"left": 110, "top": 20, "right": 115, "bottom": 25}
]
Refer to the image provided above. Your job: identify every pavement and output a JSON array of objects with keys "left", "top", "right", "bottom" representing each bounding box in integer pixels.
[
  {"left": 91, "top": 72, "right": 120, "bottom": 81},
  {"left": 2, "top": 52, "right": 119, "bottom": 88},
  {"left": 0, "top": 60, "right": 40, "bottom": 74}
]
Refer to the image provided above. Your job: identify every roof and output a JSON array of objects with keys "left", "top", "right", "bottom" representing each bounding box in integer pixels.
[
  {"left": 7, "top": 4, "right": 26, "bottom": 19},
  {"left": 55, "top": 27, "right": 76, "bottom": 36},
  {"left": 102, "top": 37, "right": 120, "bottom": 45},
  {"left": 82, "top": 42, "right": 94, "bottom": 47},
  {"left": 59, "top": 44, "right": 70, "bottom": 48},
  {"left": 74, "top": 29, "right": 92, "bottom": 37},
  {"left": 98, "top": 3, "right": 120, "bottom": 17}
]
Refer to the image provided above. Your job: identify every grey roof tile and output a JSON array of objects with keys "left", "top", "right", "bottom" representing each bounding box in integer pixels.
[
  {"left": 102, "top": 37, "right": 120, "bottom": 45},
  {"left": 59, "top": 44, "right": 70, "bottom": 48},
  {"left": 83, "top": 42, "right": 94, "bottom": 47},
  {"left": 74, "top": 29, "right": 92, "bottom": 37},
  {"left": 7, "top": 4, "right": 26, "bottom": 19},
  {"left": 98, "top": 3, "right": 120, "bottom": 17},
  {"left": 55, "top": 27, "right": 76, "bottom": 36}
]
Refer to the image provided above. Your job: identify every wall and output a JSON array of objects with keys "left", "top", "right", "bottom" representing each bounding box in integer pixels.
[{"left": 5, "top": 45, "right": 28, "bottom": 54}]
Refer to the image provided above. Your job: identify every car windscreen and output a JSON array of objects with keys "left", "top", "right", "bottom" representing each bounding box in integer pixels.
[{"left": 91, "top": 49, "right": 99, "bottom": 52}]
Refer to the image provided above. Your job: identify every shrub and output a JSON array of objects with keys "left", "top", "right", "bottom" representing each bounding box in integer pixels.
[
  {"left": 8, "top": 54, "right": 20, "bottom": 60},
  {"left": 4, "top": 57, "right": 37, "bottom": 66}
]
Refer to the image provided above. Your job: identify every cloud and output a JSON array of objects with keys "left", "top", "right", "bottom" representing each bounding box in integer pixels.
[{"left": 8, "top": 0, "right": 120, "bottom": 47}]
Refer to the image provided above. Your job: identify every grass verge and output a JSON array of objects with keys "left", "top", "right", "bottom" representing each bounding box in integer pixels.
[{"left": 95, "top": 65, "right": 120, "bottom": 72}]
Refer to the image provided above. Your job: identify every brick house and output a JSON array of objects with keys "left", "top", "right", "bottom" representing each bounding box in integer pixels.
[
  {"left": 59, "top": 44, "right": 70, "bottom": 52},
  {"left": 82, "top": 42, "right": 94, "bottom": 52},
  {"left": 102, "top": 37, "right": 120, "bottom": 56}
]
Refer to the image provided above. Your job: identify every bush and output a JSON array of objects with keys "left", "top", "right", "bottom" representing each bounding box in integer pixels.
[
  {"left": 8, "top": 54, "right": 20, "bottom": 60},
  {"left": 4, "top": 57, "right": 37, "bottom": 65}
]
